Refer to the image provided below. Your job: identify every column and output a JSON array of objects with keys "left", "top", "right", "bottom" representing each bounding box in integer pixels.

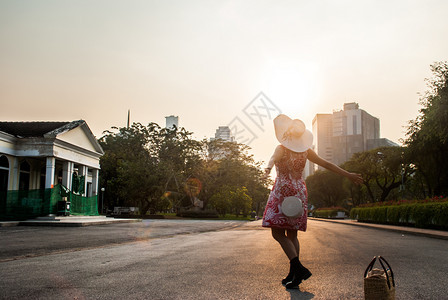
[
  {"left": 10, "top": 157, "right": 19, "bottom": 190},
  {"left": 62, "top": 161, "right": 73, "bottom": 191},
  {"left": 78, "top": 165, "right": 88, "bottom": 196},
  {"left": 91, "top": 169, "right": 99, "bottom": 196},
  {"left": 45, "top": 157, "right": 55, "bottom": 189}
]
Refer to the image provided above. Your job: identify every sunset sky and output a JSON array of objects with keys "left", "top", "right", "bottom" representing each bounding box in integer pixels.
[{"left": 1, "top": 0, "right": 447, "bottom": 163}]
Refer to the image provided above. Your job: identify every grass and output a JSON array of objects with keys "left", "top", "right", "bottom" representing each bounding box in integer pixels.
[{"left": 216, "top": 214, "right": 254, "bottom": 221}]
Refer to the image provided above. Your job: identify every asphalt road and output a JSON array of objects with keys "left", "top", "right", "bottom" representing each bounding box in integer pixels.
[
  {"left": 0, "top": 220, "right": 245, "bottom": 262},
  {"left": 0, "top": 219, "right": 447, "bottom": 299}
]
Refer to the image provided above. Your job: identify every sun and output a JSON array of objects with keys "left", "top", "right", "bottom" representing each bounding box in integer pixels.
[{"left": 262, "top": 61, "right": 321, "bottom": 118}]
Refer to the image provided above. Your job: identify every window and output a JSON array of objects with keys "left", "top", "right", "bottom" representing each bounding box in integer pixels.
[
  {"left": 19, "top": 161, "right": 31, "bottom": 191},
  {"left": 40, "top": 166, "right": 46, "bottom": 190},
  {"left": 353, "top": 115, "right": 357, "bottom": 134},
  {"left": 0, "top": 156, "right": 9, "bottom": 192},
  {"left": 0, "top": 156, "right": 9, "bottom": 169}
]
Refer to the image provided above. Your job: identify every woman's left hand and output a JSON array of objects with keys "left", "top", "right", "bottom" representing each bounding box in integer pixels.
[{"left": 348, "top": 172, "right": 363, "bottom": 185}]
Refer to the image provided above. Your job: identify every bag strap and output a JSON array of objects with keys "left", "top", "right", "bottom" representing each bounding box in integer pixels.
[
  {"left": 364, "top": 256, "right": 395, "bottom": 290},
  {"left": 364, "top": 256, "right": 378, "bottom": 278},
  {"left": 378, "top": 256, "right": 395, "bottom": 289}
]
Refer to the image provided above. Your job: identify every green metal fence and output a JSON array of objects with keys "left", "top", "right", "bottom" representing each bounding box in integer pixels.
[
  {"left": 0, "top": 184, "right": 98, "bottom": 221},
  {"left": 70, "top": 193, "right": 99, "bottom": 216}
]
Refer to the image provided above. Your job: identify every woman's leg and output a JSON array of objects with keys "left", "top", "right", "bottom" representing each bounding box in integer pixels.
[
  {"left": 277, "top": 229, "right": 311, "bottom": 288},
  {"left": 286, "top": 229, "right": 300, "bottom": 257},
  {"left": 278, "top": 229, "right": 299, "bottom": 284},
  {"left": 271, "top": 228, "right": 297, "bottom": 260}
]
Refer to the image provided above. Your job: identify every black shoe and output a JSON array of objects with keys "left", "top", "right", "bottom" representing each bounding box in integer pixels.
[
  {"left": 286, "top": 267, "right": 313, "bottom": 289},
  {"left": 281, "top": 264, "right": 294, "bottom": 285},
  {"left": 281, "top": 273, "right": 293, "bottom": 285},
  {"left": 285, "top": 267, "right": 312, "bottom": 289}
]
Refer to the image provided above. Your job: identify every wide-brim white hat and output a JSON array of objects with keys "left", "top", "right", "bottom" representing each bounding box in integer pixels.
[{"left": 274, "top": 114, "right": 313, "bottom": 152}]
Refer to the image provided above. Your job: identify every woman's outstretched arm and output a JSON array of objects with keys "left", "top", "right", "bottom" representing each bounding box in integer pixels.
[
  {"left": 307, "top": 149, "right": 363, "bottom": 184},
  {"left": 263, "top": 145, "right": 284, "bottom": 178}
]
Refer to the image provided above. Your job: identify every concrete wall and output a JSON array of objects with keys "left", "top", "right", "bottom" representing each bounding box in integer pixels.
[
  {"left": 57, "top": 126, "right": 98, "bottom": 153},
  {"left": 0, "top": 123, "right": 102, "bottom": 195}
]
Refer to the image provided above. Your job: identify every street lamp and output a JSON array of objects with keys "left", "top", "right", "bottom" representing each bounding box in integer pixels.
[
  {"left": 400, "top": 151, "right": 406, "bottom": 194},
  {"left": 101, "top": 187, "right": 105, "bottom": 215}
]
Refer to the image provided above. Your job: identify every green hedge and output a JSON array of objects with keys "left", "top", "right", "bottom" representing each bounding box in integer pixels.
[
  {"left": 314, "top": 209, "right": 347, "bottom": 219},
  {"left": 350, "top": 202, "right": 448, "bottom": 230}
]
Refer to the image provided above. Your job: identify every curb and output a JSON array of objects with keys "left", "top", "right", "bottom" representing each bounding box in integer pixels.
[
  {"left": 0, "top": 218, "right": 142, "bottom": 227},
  {"left": 0, "top": 221, "right": 20, "bottom": 227},
  {"left": 18, "top": 219, "right": 142, "bottom": 227},
  {"left": 309, "top": 217, "right": 448, "bottom": 241}
]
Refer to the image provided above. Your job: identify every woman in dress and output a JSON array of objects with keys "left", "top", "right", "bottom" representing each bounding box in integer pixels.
[{"left": 262, "top": 114, "right": 363, "bottom": 289}]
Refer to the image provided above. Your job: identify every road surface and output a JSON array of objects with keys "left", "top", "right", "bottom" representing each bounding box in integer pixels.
[{"left": 1, "top": 219, "right": 447, "bottom": 299}]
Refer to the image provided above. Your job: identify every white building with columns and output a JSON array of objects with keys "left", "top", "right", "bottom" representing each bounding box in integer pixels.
[{"left": 0, "top": 120, "right": 104, "bottom": 218}]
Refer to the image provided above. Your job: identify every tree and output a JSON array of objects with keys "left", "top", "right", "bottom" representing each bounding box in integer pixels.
[
  {"left": 405, "top": 61, "right": 448, "bottom": 197},
  {"left": 306, "top": 169, "right": 348, "bottom": 208},
  {"left": 99, "top": 123, "right": 203, "bottom": 215},
  {"left": 343, "top": 146, "right": 408, "bottom": 203},
  {"left": 99, "top": 124, "right": 268, "bottom": 216},
  {"left": 157, "top": 125, "right": 203, "bottom": 209},
  {"left": 306, "top": 146, "right": 408, "bottom": 208},
  {"left": 198, "top": 139, "right": 269, "bottom": 214},
  {"left": 208, "top": 186, "right": 253, "bottom": 217},
  {"left": 208, "top": 186, "right": 232, "bottom": 216},
  {"left": 99, "top": 123, "right": 165, "bottom": 215},
  {"left": 230, "top": 186, "right": 252, "bottom": 217}
]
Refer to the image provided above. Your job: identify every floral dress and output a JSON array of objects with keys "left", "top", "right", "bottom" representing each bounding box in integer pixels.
[{"left": 262, "top": 145, "right": 309, "bottom": 231}]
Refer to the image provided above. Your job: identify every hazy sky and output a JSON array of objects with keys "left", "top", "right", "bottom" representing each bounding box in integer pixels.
[{"left": 1, "top": 0, "right": 447, "bottom": 163}]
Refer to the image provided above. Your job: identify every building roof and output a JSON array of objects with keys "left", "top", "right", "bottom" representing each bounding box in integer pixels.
[
  {"left": 0, "top": 121, "right": 84, "bottom": 138},
  {"left": 0, "top": 120, "right": 104, "bottom": 162}
]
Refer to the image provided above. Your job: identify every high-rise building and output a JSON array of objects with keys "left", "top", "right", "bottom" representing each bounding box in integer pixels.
[
  {"left": 165, "top": 115, "right": 179, "bottom": 129},
  {"left": 208, "top": 126, "right": 235, "bottom": 160},
  {"left": 311, "top": 102, "right": 397, "bottom": 173},
  {"left": 213, "top": 126, "right": 235, "bottom": 142},
  {"left": 312, "top": 113, "right": 334, "bottom": 163}
]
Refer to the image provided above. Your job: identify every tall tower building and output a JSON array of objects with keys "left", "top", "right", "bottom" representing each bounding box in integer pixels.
[
  {"left": 331, "top": 102, "right": 379, "bottom": 165},
  {"left": 312, "top": 113, "right": 334, "bottom": 163},
  {"left": 213, "top": 126, "right": 235, "bottom": 142},
  {"left": 208, "top": 126, "right": 235, "bottom": 160},
  {"left": 311, "top": 102, "right": 396, "bottom": 173},
  {"left": 165, "top": 115, "right": 179, "bottom": 129}
]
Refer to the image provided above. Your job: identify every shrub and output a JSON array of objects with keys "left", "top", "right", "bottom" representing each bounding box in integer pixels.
[
  {"left": 350, "top": 202, "right": 448, "bottom": 230},
  {"left": 358, "top": 196, "right": 448, "bottom": 208},
  {"left": 386, "top": 205, "right": 401, "bottom": 225},
  {"left": 314, "top": 207, "right": 348, "bottom": 218},
  {"left": 372, "top": 206, "right": 388, "bottom": 224}
]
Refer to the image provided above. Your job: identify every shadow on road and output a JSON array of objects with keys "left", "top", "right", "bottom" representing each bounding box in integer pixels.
[{"left": 287, "top": 288, "right": 315, "bottom": 299}]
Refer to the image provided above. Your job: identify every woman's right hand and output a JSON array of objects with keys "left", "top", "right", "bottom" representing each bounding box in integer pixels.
[{"left": 262, "top": 168, "right": 271, "bottom": 180}]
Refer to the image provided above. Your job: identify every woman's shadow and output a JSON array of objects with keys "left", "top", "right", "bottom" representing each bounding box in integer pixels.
[{"left": 286, "top": 287, "right": 315, "bottom": 300}]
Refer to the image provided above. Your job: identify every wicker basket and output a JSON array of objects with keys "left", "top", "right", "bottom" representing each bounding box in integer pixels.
[{"left": 364, "top": 256, "right": 395, "bottom": 300}]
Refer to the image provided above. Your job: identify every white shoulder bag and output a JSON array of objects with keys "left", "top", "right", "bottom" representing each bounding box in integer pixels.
[{"left": 281, "top": 196, "right": 304, "bottom": 218}]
